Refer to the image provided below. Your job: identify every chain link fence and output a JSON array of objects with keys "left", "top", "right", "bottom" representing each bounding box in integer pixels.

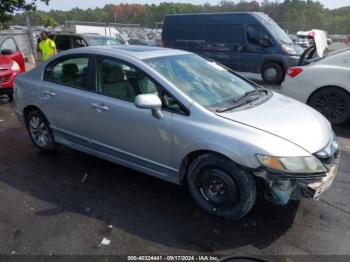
[{"left": 0, "top": 30, "right": 34, "bottom": 59}]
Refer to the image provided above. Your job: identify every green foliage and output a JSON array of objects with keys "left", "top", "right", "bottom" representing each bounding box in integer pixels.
[
  {"left": 0, "top": 0, "right": 49, "bottom": 28},
  {"left": 7, "top": 0, "right": 350, "bottom": 34}
]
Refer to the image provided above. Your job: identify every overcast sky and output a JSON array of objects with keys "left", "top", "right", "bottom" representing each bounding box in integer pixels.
[{"left": 36, "top": 0, "right": 350, "bottom": 11}]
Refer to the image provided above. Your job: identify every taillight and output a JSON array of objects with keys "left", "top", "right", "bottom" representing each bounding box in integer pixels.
[{"left": 287, "top": 67, "right": 303, "bottom": 78}]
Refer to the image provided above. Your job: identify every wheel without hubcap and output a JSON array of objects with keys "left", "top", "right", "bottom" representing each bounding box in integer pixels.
[
  {"left": 308, "top": 87, "right": 350, "bottom": 125},
  {"left": 187, "top": 154, "right": 256, "bottom": 220}
]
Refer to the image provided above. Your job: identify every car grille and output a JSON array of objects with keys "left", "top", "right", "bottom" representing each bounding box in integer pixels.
[{"left": 0, "top": 74, "right": 11, "bottom": 84}]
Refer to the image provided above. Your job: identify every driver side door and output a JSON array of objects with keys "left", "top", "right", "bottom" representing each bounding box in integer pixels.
[{"left": 0, "top": 37, "right": 25, "bottom": 72}]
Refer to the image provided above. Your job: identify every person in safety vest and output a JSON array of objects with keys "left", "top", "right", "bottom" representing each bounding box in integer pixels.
[{"left": 39, "top": 31, "right": 57, "bottom": 61}]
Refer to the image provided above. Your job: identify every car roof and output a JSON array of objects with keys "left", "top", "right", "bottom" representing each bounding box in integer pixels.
[{"left": 64, "top": 45, "right": 191, "bottom": 60}]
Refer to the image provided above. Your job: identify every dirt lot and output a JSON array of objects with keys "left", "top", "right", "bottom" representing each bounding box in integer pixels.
[{"left": 0, "top": 97, "right": 350, "bottom": 257}]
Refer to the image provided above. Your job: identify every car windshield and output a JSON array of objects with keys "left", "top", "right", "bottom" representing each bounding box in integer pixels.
[
  {"left": 144, "top": 54, "right": 258, "bottom": 108},
  {"left": 85, "top": 36, "right": 120, "bottom": 46},
  {"left": 257, "top": 14, "right": 293, "bottom": 45}
]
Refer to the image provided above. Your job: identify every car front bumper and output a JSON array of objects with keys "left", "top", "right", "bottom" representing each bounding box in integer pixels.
[
  {"left": 253, "top": 156, "right": 339, "bottom": 205},
  {"left": 0, "top": 71, "right": 16, "bottom": 95}
]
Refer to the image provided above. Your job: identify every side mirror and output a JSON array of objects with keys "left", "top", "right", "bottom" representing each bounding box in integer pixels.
[
  {"left": 135, "top": 94, "right": 163, "bottom": 119},
  {"left": 260, "top": 36, "right": 272, "bottom": 48}
]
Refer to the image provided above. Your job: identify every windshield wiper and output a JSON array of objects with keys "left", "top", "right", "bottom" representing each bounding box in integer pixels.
[
  {"left": 233, "top": 89, "right": 268, "bottom": 103},
  {"left": 215, "top": 89, "right": 268, "bottom": 113}
]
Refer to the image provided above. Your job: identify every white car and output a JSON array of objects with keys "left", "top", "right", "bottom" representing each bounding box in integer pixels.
[{"left": 281, "top": 48, "right": 350, "bottom": 124}]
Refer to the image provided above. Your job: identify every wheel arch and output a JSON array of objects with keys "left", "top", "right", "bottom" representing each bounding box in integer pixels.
[
  {"left": 23, "top": 105, "right": 46, "bottom": 126},
  {"left": 306, "top": 85, "right": 350, "bottom": 105},
  {"left": 179, "top": 150, "right": 239, "bottom": 184},
  {"left": 259, "top": 58, "right": 286, "bottom": 75}
]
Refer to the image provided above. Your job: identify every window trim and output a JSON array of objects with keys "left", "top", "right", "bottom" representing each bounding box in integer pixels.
[
  {"left": 92, "top": 54, "right": 190, "bottom": 116},
  {"left": 42, "top": 54, "right": 94, "bottom": 92}
]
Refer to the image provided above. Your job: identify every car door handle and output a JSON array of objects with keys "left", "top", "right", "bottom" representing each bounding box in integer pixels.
[
  {"left": 43, "top": 90, "right": 56, "bottom": 97},
  {"left": 90, "top": 103, "right": 109, "bottom": 111}
]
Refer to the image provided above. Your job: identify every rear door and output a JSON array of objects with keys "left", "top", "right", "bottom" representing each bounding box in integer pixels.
[
  {"left": 39, "top": 54, "right": 98, "bottom": 142},
  {"left": 0, "top": 37, "right": 25, "bottom": 72}
]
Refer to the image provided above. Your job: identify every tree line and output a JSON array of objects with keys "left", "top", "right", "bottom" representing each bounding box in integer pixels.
[{"left": 7, "top": 0, "right": 350, "bottom": 34}]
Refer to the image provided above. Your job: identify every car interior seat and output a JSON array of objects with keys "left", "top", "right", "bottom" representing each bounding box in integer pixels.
[
  {"left": 101, "top": 63, "right": 136, "bottom": 101},
  {"left": 61, "top": 63, "right": 78, "bottom": 87}
]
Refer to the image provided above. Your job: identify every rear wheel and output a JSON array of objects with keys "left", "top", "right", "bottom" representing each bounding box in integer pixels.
[
  {"left": 187, "top": 154, "right": 256, "bottom": 220},
  {"left": 26, "top": 110, "right": 57, "bottom": 151},
  {"left": 261, "top": 62, "right": 284, "bottom": 84},
  {"left": 308, "top": 87, "right": 350, "bottom": 125}
]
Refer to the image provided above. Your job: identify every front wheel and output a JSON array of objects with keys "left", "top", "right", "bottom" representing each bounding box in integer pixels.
[
  {"left": 26, "top": 110, "right": 57, "bottom": 151},
  {"left": 261, "top": 63, "right": 284, "bottom": 85},
  {"left": 187, "top": 154, "right": 256, "bottom": 220},
  {"left": 308, "top": 87, "right": 350, "bottom": 125}
]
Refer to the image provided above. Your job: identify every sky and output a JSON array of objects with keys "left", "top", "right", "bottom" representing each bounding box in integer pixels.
[{"left": 36, "top": 0, "right": 350, "bottom": 11}]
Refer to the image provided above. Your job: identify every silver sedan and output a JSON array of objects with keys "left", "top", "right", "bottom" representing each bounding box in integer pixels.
[{"left": 14, "top": 46, "right": 339, "bottom": 219}]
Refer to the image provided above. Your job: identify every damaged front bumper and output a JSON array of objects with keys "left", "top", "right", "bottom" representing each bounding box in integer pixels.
[{"left": 253, "top": 159, "right": 339, "bottom": 205}]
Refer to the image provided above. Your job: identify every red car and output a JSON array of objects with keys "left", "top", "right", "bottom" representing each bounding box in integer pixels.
[{"left": 0, "top": 37, "right": 26, "bottom": 101}]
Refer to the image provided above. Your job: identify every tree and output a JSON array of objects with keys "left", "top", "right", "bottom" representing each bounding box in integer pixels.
[
  {"left": 35, "top": 12, "right": 59, "bottom": 28},
  {"left": 0, "top": 0, "right": 49, "bottom": 28}
]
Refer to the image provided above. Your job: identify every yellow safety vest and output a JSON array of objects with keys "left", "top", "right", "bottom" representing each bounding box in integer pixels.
[{"left": 39, "top": 39, "right": 56, "bottom": 61}]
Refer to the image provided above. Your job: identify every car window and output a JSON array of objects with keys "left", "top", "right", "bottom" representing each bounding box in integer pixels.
[
  {"left": 0, "top": 37, "right": 18, "bottom": 52},
  {"left": 73, "top": 37, "right": 87, "bottom": 48},
  {"left": 44, "top": 56, "right": 90, "bottom": 90},
  {"left": 54, "top": 35, "right": 71, "bottom": 51},
  {"left": 95, "top": 57, "right": 158, "bottom": 102},
  {"left": 167, "top": 24, "right": 244, "bottom": 51},
  {"left": 145, "top": 54, "right": 256, "bottom": 108},
  {"left": 247, "top": 25, "right": 260, "bottom": 46}
]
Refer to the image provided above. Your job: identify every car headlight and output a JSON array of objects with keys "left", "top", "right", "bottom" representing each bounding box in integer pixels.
[
  {"left": 256, "top": 154, "right": 326, "bottom": 174},
  {"left": 281, "top": 44, "right": 297, "bottom": 55},
  {"left": 11, "top": 61, "right": 20, "bottom": 72}
]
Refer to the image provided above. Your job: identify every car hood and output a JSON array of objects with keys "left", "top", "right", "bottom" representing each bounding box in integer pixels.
[
  {"left": 0, "top": 55, "right": 12, "bottom": 70},
  {"left": 216, "top": 92, "right": 332, "bottom": 154}
]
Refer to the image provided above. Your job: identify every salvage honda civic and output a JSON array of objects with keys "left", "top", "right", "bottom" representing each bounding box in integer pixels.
[{"left": 14, "top": 46, "right": 340, "bottom": 220}]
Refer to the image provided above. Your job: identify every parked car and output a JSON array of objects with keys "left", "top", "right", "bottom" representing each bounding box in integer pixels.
[
  {"left": 14, "top": 46, "right": 339, "bottom": 220},
  {"left": 63, "top": 24, "right": 128, "bottom": 45},
  {"left": 48, "top": 33, "right": 122, "bottom": 52},
  {"left": 162, "top": 12, "right": 304, "bottom": 84},
  {"left": 281, "top": 47, "right": 350, "bottom": 125},
  {"left": 297, "top": 31, "right": 314, "bottom": 48},
  {"left": 0, "top": 37, "right": 26, "bottom": 102}
]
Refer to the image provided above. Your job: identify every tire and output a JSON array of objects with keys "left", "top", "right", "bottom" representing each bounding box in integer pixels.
[
  {"left": 7, "top": 94, "right": 13, "bottom": 102},
  {"left": 26, "top": 110, "right": 57, "bottom": 152},
  {"left": 261, "top": 63, "right": 284, "bottom": 85},
  {"left": 308, "top": 87, "right": 350, "bottom": 125},
  {"left": 187, "top": 153, "right": 256, "bottom": 220}
]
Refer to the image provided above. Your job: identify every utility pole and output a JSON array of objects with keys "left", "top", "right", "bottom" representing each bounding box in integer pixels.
[
  {"left": 262, "top": 0, "right": 269, "bottom": 13},
  {"left": 25, "top": 12, "right": 37, "bottom": 62}
]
